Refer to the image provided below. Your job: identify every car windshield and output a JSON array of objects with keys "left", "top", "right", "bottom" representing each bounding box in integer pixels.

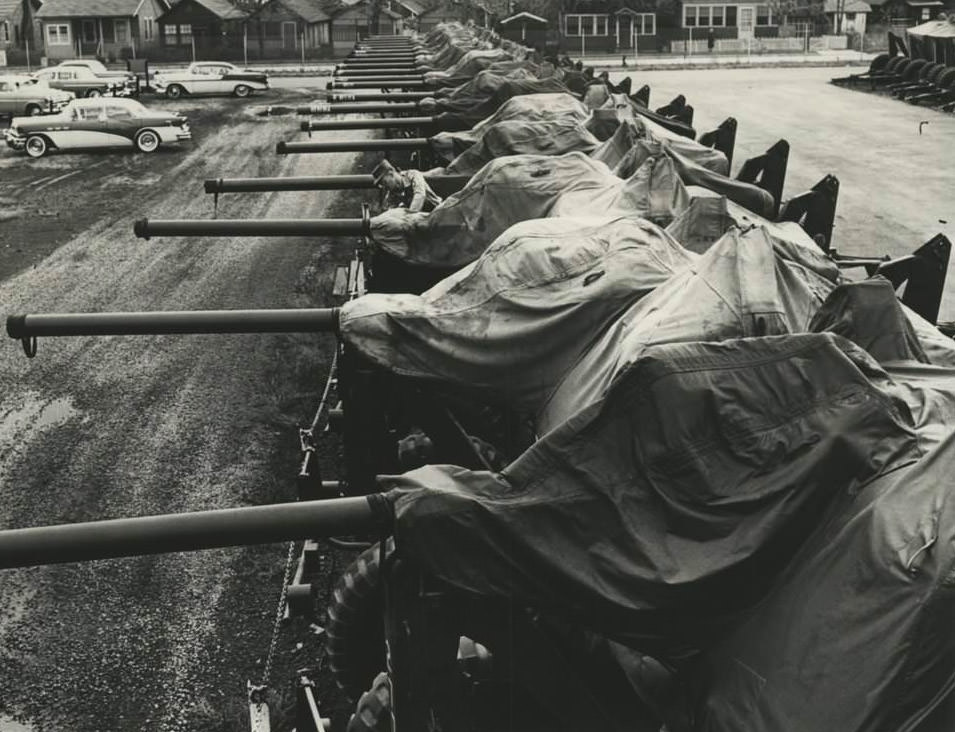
[
  {"left": 73, "top": 105, "right": 105, "bottom": 121},
  {"left": 106, "top": 102, "right": 145, "bottom": 118}
]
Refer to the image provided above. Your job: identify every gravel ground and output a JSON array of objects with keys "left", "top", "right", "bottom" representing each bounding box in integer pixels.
[{"left": 0, "top": 87, "right": 371, "bottom": 732}]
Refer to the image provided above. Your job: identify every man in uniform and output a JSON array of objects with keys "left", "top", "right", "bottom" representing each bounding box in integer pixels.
[{"left": 372, "top": 160, "right": 443, "bottom": 213}]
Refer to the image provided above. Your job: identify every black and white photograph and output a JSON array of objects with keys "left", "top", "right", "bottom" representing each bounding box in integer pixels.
[{"left": 1, "top": 0, "right": 954, "bottom": 730}]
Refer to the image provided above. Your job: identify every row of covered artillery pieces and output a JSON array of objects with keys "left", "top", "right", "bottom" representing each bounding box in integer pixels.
[
  {"left": 832, "top": 31, "right": 955, "bottom": 110},
  {"left": 3, "top": 27, "right": 955, "bottom": 732}
]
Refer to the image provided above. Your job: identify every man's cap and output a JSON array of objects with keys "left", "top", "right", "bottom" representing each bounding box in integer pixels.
[{"left": 372, "top": 159, "right": 398, "bottom": 185}]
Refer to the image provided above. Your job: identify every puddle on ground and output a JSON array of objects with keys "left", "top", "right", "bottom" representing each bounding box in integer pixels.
[
  {"left": 0, "top": 393, "right": 80, "bottom": 482},
  {"left": 0, "top": 715, "right": 36, "bottom": 732}
]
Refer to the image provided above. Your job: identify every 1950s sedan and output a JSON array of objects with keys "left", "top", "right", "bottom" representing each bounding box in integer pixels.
[
  {"left": 0, "top": 75, "right": 74, "bottom": 117},
  {"left": 151, "top": 62, "right": 269, "bottom": 98},
  {"left": 5, "top": 98, "right": 191, "bottom": 158}
]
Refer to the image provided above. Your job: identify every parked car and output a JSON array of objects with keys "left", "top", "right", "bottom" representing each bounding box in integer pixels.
[
  {"left": 57, "top": 59, "right": 141, "bottom": 92},
  {"left": 5, "top": 97, "right": 191, "bottom": 158},
  {"left": 0, "top": 75, "right": 73, "bottom": 117},
  {"left": 32, "top": 66, "right": 135, "bottom": 98},
  {"left": 152, "top": 62, "right": 269, "bottom": 99}
]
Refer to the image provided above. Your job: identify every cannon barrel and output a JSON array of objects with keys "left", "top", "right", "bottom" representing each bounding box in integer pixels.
[
  {"left": 297, "top": 102, "right": 419, "bottom": 115},
  {"left": 134, "top": 217, "right": 368, "bottom": 238},
  {"left": 204, "top": 174, "right": 377, "bottom": 194},
  {"left": 203, "top": 173, "right": 470, "bottom": 197},
  {"left": 332, "top": 75, "right": 425, "bottom": 84},
  {"left": 277, "top": 138, "right": 430, "bottom": 154},
  {"left": 337, "top": 63, "right": 422, "bottom": 71},
  {"left": 327, "top": 91, "right": 431, "bottom": 103},
  {"left": 0, "top": 496, "right": 388, "bottom": 570},
  {"left": 6, "top": 308, "right": 340, "bottom": 339},
  {"left": 328, "top": 81, "right": 430, "bottom": 90},
  {"left": 334, "top": 68, "right": 422, "bottom": 78},
  {"left": 301, "top": 116, "right": 439, "bottom": 132}
]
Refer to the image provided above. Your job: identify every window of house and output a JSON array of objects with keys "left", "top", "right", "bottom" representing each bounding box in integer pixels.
[
  {"left": 46, "top": 24, "right": 71, "bottom": 45},
  {"left": 756, "top": 5, "right": 773, "bottom": 25},
  {"left": 684, "top": 6, "right": 732, "bottom": 28},
  {"left": 163, "top": 23, "right": 176, "bottom": 43},
  {"left": 845, "top": 12, "right": 856, "bottom": 20},
  {"left": 564, "top": 14, "right": 609, "bottom": 36},
  {"left": 114, "top": 19, "right": 128, "bottom": 44},
  {"left": 178, "top": 23, "right": 192, "bottom": 45},
  {"left": 635, "top": 13, "right": 656, "bottom": 35},
  {"left": 921, "top": 7, "right": 930, "bottom": 18},
  {"left": 0, "top": 21, "right": 10, "bottom": 43},
  {"left": 265, "top": 22, "right": 282, "bottom": 37},
  {"left": 318, "top": 22, "right": 329, "bottom": 44},
  {"left": 143, "top": 17, "right": 154, "bottom": 41}
]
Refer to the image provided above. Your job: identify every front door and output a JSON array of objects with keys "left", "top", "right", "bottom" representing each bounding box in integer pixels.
[
  {"left": 618, "top": 15, "right": 633, "bottom": 49},
  {"left": 282, "top": 21, "right": 297, "bottom": 51},
  {"left": 738, "top": 6, "right": 755, "bottom": 40}
]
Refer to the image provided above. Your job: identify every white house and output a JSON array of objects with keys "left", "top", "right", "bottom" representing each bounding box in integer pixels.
[{"left": 824, "top": 0, "right": 872, "bottom": 35}]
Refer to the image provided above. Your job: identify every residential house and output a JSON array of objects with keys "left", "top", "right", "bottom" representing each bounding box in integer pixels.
[
  {"left": 157, "top": 0, "right": 248, "bottom": 61},
  {"left": 391, "top": 0, "right": 426, "bottom": 20},
  {"left": 36, "top": 0, "right": 171, "bottom": 62},
  {"left": 824, "top": 0, "right": 871, "bottom": 33},
  {"left": 1, "top": 0, "right": 41, "bottom": 57},
  {"left": 877, "top": 0, "right": 944, "bottom": 24},
  {"left": 498, "top": 9, "right": 548, "bottom": 44},
  {"left": 247, "top": 0, "right": 332, "bottom": 59},
  {"left": 326, "top": 0, "right": 403, "bottom": 54},
  {"left": 415, "top": 0, "right": 468, "bottom": 32}
]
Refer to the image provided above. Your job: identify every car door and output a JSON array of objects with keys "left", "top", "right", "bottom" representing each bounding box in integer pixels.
[
  {"left": 0, "top": 80, "right": 14, "bottom": 115},
  {"left": 104, "top": 104, "right": 137, "bottom": 147},
  {"left": 187, "top": 65, "right": 212, "bottom": 94},
  {"left": 209, "top": 65, "right": 232, "bottom": 93}
]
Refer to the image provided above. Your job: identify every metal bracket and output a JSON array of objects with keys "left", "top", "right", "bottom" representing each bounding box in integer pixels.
[{"left": 21, "top": 336, "right": 37, "bottom": 359}]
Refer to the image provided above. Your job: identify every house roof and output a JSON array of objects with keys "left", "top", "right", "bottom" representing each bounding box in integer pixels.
[
  {"left": 324, "top": 0, "right": 401, "bottom": 18},
  {"left": 37, "top": 0, "right": 144, "bottom": 17},
  {"left": 0, "top": 0, "right": 26, "bottom": 19},
  {"left": 189, "top": 0, "right": 248, "bottom": 20},
  {"left": 500, "top": 11, "right": 546, "bottom": 25},
  {"left": 824, "top": 0, "right": 871, "bottom": 12},
  {"left": 269, "top": 0, "right": 330, "bottom": 22}
]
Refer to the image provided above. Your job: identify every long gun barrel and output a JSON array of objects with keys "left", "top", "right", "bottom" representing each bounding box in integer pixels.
[
  {"left": 328, "top": 81, "right": 430, "bottom": 91},
  {"left": 301, "top": 116, "right": 462, "bottom": 133},
  {"left": 331, "top": 75, "right": 425, "bottom": 85},
  {"left": 326, "top": 91, "right": 431, "bottom": 103},
  {"left": 297, "top": 102, "right": 420, "bottom": 115},
  {"left": 134, "top": 217, "right": 369, "bottom": 238},
  {"left": 6, "top": 308, "right": 340, "bottom": 338},
  {"left": 276, "top": 138, "right": 430, "bottom": 154},
  {"left": 334, "top": 69, "right": 424, "bottom": 78},
  {"left": 0, "top": 496, "right": 389, "bottom": 570},
  {"left": 337, "top": 63, "right": 422, "bottom": 72},
  {"left": 202, "top": 173, "right": 469, "bottom": 197}
]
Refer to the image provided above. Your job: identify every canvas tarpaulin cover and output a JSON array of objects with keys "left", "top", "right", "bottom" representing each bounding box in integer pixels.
[
  {"left": 384, "top": 332, "right": 923, "bottom": 657},
  {"left": 430, "top": 93, "right": 591, "bottom": 161},
  {"left": 686, "top": 279, "right": 955, "bottom": 730},
  {"left": 369, "top": 152, "right": 692, "bottom": 267},
  {"left": 590, "top": 115, "right": 729, "bottom": 175},
  {"left": 537, "top": 224, "right": 841, "bottom": 432},
  {"left": 342, "top": 216, "right": 694, "bottom": 411},
  {"left": 907, "top": 18, "right": 955, "bottom": 64},
  {"left": 422, "top": 73, "right": 572, "bottom": 123}
]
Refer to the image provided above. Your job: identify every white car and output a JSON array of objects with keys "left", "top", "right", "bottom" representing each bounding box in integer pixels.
[
  {"left": 33, "top": 65, "right": 135, "bottom": 98},
  {"left": 57, "top": 59, "right": 140, "bottom": 87},
  {"left": 5, "top": 97, "right": 191, "bottom": 158},
  {"left": 0, "top": 75, "right": 73, "bottom": 117},
  {"left": 152, "top": 62, "right": 269, "bottom": 99}
]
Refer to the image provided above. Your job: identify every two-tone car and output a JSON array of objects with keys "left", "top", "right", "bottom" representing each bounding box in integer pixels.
[
  {"left": 5, "top": 97, "right": 191, "bottom": 158},
  {"left": 0, "top": 75, "right": 74, "bottom": 117},
  {"left": 58, "top": 59, "right": 141, "bottom": 95},
  {"left": 152, "top": 62, "right": 269, "bottom": 99},
  {"left": 32, "top": 65, "right": 135, "bottom": 98}
]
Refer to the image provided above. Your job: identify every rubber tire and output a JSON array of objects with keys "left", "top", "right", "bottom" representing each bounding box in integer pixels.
[
  {"left": 25, "top": 103, "right": 43, "bottom": 116},
  {"left": 25, "top": 135, "right": 48, "bottom": 158},
  {"left": 85, "top": 88, "right": 102, "bottom": 98},
  {"left": 233, "top": 84, "right": 252, "bottom": 98},
  {"left": 166, "top": 84, "right": 184, "bottom": 100},
  {"left": 326, "top": 542, "right": 388, "bottom": 701},
  {"left": 135, "top": 129, "right": 160, "bottom": 153},
  {"left": 939, "top": 68, "right": 955, "bottom": 90}
]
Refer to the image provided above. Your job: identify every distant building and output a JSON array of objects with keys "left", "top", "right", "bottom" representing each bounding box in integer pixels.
[
  {"left": 824, "top": 0, "right": 871, "bottom": 34},
  {"left": 156, "top": 0, "right": 248, "bottom": 61},
  {"left": 247, "top": 0, "right": 332, "bottom": 59},
  {"left": 36, "top": 0, "right": 171, "bottom": 61},
  {"left": 0, "top": 0, "right": 41, "bottom": 55}
]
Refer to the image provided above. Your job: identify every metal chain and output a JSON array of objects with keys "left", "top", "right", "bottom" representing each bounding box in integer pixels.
[{"left": 260, "top": 539, "right": 298, "bottom": 688}]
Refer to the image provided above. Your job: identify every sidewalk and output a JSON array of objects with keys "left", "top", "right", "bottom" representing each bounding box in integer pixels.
[{"left": 0, "top": 48, "right": 875, "bottom": 78}]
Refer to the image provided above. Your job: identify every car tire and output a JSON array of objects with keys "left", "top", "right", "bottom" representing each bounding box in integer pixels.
[
  {"left": 85, "top": 89, "right": 102, "bottom": 98},
  {"left": 166, "top": 84, "right": 185, "bottom": 100},
  {"left": 233, "top": 84, "right": 252, "bottom": 98},
  {"left": 25, "top": 104, "right": 43, "bottom": 117},
  {"left": 25, "top": 135, "right": 49, "bottom": 159},
  {"left": 134, "top": 129, "right": 160, "bottom": 153}
]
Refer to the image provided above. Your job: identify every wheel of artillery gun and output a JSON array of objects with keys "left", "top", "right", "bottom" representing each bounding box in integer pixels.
[
  {"left": 327, "top": 541, "right": 495, "bottom": 702},
  {"left": 900, "top": 58, "right": 929, "bottom": 80},
  {"left": 326, "top": 541, "right": 389, "bottom": 700},
  {"left": 869, "top": 53, "right": 891, "bottom": 72},
  {"left": 938, "top": 68, "right": 955, "bottom": 90}
]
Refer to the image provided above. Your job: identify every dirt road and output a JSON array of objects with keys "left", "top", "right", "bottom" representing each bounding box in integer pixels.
[{"left": 0, "top": 89, "right": 368, "bottom": 731}]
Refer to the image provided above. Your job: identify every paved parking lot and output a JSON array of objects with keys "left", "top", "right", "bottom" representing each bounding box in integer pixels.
[{"left": 607, "top": 66, "right": 955, "bottom": 318}]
